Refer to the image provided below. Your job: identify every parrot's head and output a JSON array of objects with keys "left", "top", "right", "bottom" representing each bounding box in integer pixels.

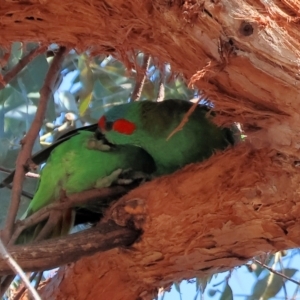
[
  {"left": 97, "top": 99, "right": 199, "bottom": 148},
  {"left": 97, "top": 102, "right": 142, "bottom": 146}
]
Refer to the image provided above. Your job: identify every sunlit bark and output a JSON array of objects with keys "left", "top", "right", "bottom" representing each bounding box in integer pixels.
[{"left": 2, "top": 0, "right": 300, "bottom": 298}]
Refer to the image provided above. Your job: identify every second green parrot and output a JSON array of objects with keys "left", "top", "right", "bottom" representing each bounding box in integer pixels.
[{"left": 16, "top": 130, "right": 155, "bottom": 244}]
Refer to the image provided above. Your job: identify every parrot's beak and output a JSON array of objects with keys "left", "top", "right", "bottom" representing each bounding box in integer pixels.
[
  {"left": 94, "top": 128, "right": 105, "bottom": 140},
  {"left": 94, "top": 129, "right": 113, "bottom": 147}
]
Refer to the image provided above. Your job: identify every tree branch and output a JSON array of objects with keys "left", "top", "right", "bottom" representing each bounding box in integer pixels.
[
  {"left": 2, "top": 47, "right": 67, "bottom": 244},
  {"left": 0, "top": 239, "right": 41, "bottom": 299},
  {"left": 253, "top": 258, "right": 300, "bottom": 286},
  {"left": 8, "top": 185, "right": 133, "bottom": 246},
  {"left": 2, "top": 0, "right": 300, "bottom": 298},
  {"left": 130, "top": 54, "right": 151, "bottom": 102},
  {"left": 39, "top": 145, "right": 300, "bottom": 299},
  {"left": 0, "top": 221, "right": 139, "bottom": 275},
  {"left": 0, "top": 45, "right": 47, "bottom": 90},
  {"left": 167, "top": 98, "right": 200, "bottom": 140}
]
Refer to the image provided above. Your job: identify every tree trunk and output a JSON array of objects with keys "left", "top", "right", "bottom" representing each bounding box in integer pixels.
[{"left": 1, "top": 0, "right": 300, "bottom": 299}]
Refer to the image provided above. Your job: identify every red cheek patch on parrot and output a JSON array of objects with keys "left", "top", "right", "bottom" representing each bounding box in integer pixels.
[
  {"left": 98, "top": 116, "right": 106, "bottom": 131},
  {"left": 113, "top": 119, "right": 136, "bottom": 135}
]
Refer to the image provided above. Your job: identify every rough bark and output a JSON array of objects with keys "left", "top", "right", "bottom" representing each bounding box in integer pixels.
[
  {"left": 37, "top": 144, "right": 300, "bottom": 299},
  {"left": 1, "top": 0, "right": 300, "bottom": 299},
  {"left": 0, "top": 223, "right": 139, "bottom": 275}
]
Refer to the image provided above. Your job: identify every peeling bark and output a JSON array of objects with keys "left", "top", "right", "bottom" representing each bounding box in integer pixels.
[
  {"left": 39, "top": 144, "right": 300, "bottom": 299},
  {"left": 0, "top": 223, "right": 138, "bottom": 275},
  {"left": 2, "top": 0, "right": 300, "bottom": 299}
]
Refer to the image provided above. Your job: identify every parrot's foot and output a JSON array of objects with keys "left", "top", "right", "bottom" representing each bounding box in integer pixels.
[
  {"left": 116, "top": 169, "right": 153, "bottom": 185},
  {"left": 34, "top": 209, "right": 73, "bottom": 242},
  {"left": 86, "top": 137, "right": 111, "bottom": 151},
  {"left": 95, "top": 169, "right": 152, "bottom": 189},
  {"left": 94, "top": 169, "right": 123, "bottom": 188}
]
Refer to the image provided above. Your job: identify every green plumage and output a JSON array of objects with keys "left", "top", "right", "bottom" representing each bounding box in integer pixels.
[
  {"left": 100, "top": 99, "right": 235, "bottom": 175},
  {"left": 16, "top": 99, "right": 234, "bottom": 244},
  {"left": 17, "top": 131, "right": 155, "bottom": 244}
]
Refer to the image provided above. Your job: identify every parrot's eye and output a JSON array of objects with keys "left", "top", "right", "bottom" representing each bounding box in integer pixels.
[
  {"left": 113, "top": 119, "right": 136, "bottom": 135},
  {"left": 98, "top": 116, "right": 106, "bottom": 131}
]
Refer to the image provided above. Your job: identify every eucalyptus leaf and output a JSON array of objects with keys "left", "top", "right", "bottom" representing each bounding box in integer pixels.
[
  {"left": 249, "top": 268, "right": 298, "bottom": 300},
  {"left": 79, "top": 92, "right": 93, "bottom": 116},
  {"left": 0, "top": 138, "right": 10, "bottom": 165},
  {"left": 220, "top": 283, "right": 233, "bottom": 300},
  {"left": 6, "top": 42, "right": 23, "bottom": 70},
  {"left": 173, "top": 282, "right": 182, "bottom": 300},
  {"left": 9, "top": 54, "right": 49, "bottom": 94},
  {"left": 78, "top": 54, "right": 94, "bottom": 98},
  {"left": 93, "top": 79, "right": 111, "bottom": 100}
]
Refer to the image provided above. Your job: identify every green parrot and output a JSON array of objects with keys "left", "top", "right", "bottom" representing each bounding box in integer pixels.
[
  {"left": 0, "top": 124, "right": 98, "bottom": 190},
  {"left": 97, "top": 99, "right": 235, "bottom": 175},
  {"left": 3, "top": 99, "right": 234, "bottom": 244},
  {"left": 15, "top": 130, "right": 156, "bottom": 244}
]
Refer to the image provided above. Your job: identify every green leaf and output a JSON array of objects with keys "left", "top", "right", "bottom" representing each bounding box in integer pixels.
[
  {"left": 9, "top": 54, "right": 49, "bottom": 94},
  {"left": 196, "top": 275, "right": 212, "bottom": 294},
  {"left": 79, "top": 92, "right": 93, "bottom": 116},
  {"left": 173, "top": 282, "right": 182, "bottom": 300},
  {"left": 5, "top": 42, "right": 23, "bottom": 70},
  {"left": 93, "top": 79, "right": 114, "bottom": 100},
  {"left": 249, "top": 268, "right": 298, "bottom": 300},
  {"left": 103, "top": 64, "right": 126, "bottom": 77},
  {"left": 208, "top": 289, "right": 217, "bottom": 297},
  {"left": 78, "top": 54, "right": 94, "bottom": 98},
  {"left": 0, "top": 138, "right": 10, "bottom": 164},
  {"left": 220, "top": 283, "right": 233, "bottom": 300},
  {"left": 253, "top": 256, "right": 274, "bottom": 278},
  {"left": 174, "top": 282, "right": 180, "bottom": 293}
]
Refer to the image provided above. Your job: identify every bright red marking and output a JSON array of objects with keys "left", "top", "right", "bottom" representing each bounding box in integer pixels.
[
  {"left": 113, "top": 119, "right": 136, "bottom": 135},
  {"left": 98, "top": 116, "right": 106, "bottom": 130}
]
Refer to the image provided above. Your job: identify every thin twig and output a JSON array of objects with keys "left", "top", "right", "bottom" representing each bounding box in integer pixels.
[
  {"left": 278, "top": 253, "right": 288, "bottom": 299},
  {"left": 2, "top": 47, "right": 67, "bottom": 244},
  {"left": 0, "top": 45, "right": 47, "bottom": 90},
  {"left": 253, "top": 258, "right": 300, "bottom": 286},
  {"left": 1, "top": 184, "right": 34, "bottom": 199},
  {"left": 8, "top": 185, "right": 130, "bottom": 246},
  {"left": 0, "top": 222, "right": 139, "bottom": 276},
  {"left": 0, "top": 167, "right": 13, "bottom": 174},
  {"left": 166, "top": 98, "right": 201, "bottom": 141},
  {"left": 130, "top": 54, "right": 151, "bottom": 102},
  {"left": 1, "top": 171, "right": 38, "bottom": 199},
  {"left": 0, "top": 239, "right": 41, "bottom": 300}
]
